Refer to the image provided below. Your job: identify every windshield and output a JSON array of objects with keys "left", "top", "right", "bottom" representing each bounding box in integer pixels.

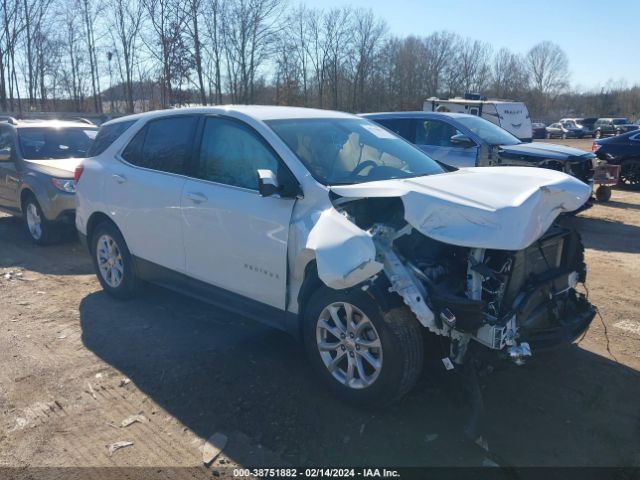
[
  {"left": 612, "top": 119, "right": 629, "bottom": 125},
  {"left": 18, "top": 127, "right": 97, "bottom": 160},
  {"left": 453, "top": 115, "right": 521, "bottom": 146},
  {"left": 266, "top": 118, "right": 445, "bottom": 185}
]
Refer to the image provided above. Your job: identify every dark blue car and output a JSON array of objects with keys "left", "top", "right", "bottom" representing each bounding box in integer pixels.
[
  {"left": 593, "top": 129, "right": 640, "bottom": 189},
  {"left": 361, "top": 112, "right": 597, "bottom": 186}
]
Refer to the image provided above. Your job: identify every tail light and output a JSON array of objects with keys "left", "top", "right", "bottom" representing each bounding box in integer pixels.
[
  {"left": 591, "top": 143, "right": 601, "bottom": 153},
  {"left": 74, "top": 165, "right": 84, "bottom": 183}
]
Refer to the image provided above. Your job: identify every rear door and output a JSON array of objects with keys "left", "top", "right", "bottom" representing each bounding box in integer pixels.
[
  {"left": 106, "top": 115, "right": 199, "bottom": 273},
  {"left": 414, "top": 118, "right": 478, "bottom": 168},
  {"left": 181, "top": 115, "right": 296, "bottom": 310}
]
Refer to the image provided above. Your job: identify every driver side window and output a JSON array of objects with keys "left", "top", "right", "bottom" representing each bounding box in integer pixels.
[
  {"left": 196, "top": 117, "right": 280, "bottom": 190},
  {"left": 415, "top": 120, "right": 463, "bottom": 147}
]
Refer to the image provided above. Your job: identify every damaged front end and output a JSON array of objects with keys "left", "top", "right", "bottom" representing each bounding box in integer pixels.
[{"left": 326, "top": 179, "right": 595, "bottom": 367}]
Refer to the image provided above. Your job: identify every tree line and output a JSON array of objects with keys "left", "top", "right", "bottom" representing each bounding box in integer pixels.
[{"left": 1, "top": 0, "right": 639, "bottom": 121}]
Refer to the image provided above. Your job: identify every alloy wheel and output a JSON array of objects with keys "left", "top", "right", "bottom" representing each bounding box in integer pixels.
[
  {"left": 26, "top": 202, "right": 42, "bottom": 240},
  {"left": 316, "top": 302, "right": 383, "bottom": 389},
  {"left": 96, "top": 234, "right": 125, "bottom": 288}
]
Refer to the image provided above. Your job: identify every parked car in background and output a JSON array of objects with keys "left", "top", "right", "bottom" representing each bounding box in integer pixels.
[
  {"left": 75, "top": 106, "right": 594, "bottom": 407},
  {"left": 0, "top": 117, "right": 97, "bottom": 244},
  {"left": 593, "top": 118, "right": 639, "bottom": 138},
  {"left": 592, "top": 129, "right": 640, "bottom": 189},
  {"left": 545, "top": 122, "right": 586, "bottom": 139},
  {"left": 361, "top": 112, "right": 597, "bottom": 187},
  {"left": 560, "top": 118, "right": 596, "bottom": 137},
  {"left": 532, "top": 122, "right": 547, "bottom": 139}
]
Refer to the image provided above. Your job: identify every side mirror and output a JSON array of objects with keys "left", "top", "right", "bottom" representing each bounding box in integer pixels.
[
  {"left": 450, "top": 134, "right": 474, "bottom": 148},
  {"left": 0, "top": 149, "right": 11, "bottom": 162},
  {"left": 257, "top": 169, "right": 280, "bottom": 197}
]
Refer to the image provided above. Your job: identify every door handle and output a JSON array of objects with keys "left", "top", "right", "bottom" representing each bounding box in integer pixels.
[
  {"left": 186, "top": 192, "right": 207, "bottom": 204},
  {"left": 112, "top": 174, "right": 127, "bottom": 184}
]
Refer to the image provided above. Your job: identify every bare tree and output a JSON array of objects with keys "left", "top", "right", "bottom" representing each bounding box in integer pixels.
[
  {"left": 348, "top": 8, "right": 386, "bottom": 112},
  {"left": 109, "top": 0, "right": 143, "bottom": 112},
  {"left": 526, "top": 41, "right": 569, "bottom": 95},
  {"left": 81, "top": 0, "right": 102, "bottom": 112},
  {"left": 491, "top": 48, "right": 527, "bottom": 98},
  {"left": 201, "top": 0, "right": 224, "bottom": 104}
]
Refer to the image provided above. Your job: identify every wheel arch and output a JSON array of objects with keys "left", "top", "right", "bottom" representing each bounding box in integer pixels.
[{"left": 85, "top": 212, "right": 120, "bottom": 253}]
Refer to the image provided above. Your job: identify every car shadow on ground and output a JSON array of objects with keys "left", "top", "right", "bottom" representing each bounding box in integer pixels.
[
  {"left": 559, "top": 215, "right": 640, "bottom": 254},
  {"left": 80, "top": 287, "right": 640, "bottom": 467},
  {"left": 0, "top": 215, "right": 93, "bottom": 275},
  {"left": 599, "top": 199, "right": 640, "bottom": 212}
]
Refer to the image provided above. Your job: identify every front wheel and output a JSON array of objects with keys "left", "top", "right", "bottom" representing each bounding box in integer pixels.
[
  {"left": 303, "top": 286, "right": 424, "bottom": 407},
  {"left": 595, "top": 130, "right": 602, "bottom": 139},
  {"left": 22, "top": 195, "right": 58, "bottom": 245},
  {"left": 91, "top": 221, "right": 139, "bottom": 298}
]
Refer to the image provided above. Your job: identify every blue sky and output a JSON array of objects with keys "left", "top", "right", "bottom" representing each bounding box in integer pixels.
[{"left": 303, "top": 0, "right": 639, "bottom": 91}]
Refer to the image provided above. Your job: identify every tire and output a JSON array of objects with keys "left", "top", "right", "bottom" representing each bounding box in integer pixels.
[
  {"left": 619, "top": 158, "right": 640, "bottom": 190},
  {"left": 302, "top": 286, "right": 424, "bottom": 407},
  {"left": 561, "top": 133, "right": 567, "bottom": 140},
  {"left": 595, "top": 185, "right": 612, "bottom": 202},
  {"left": 545, "top": 132, "right": 551, "bottom": 139},
  {"left": 90, "top": 221, "right": 139, "bottom": 299},
  {"left": 595, "top": 130, "right": 601, "bottom": 139},
  {"left": 22, "top": 195, "right": 58, "bottom": 245},
  {"left": 615, "top": 130, "right": 621, "bottom": 136}
]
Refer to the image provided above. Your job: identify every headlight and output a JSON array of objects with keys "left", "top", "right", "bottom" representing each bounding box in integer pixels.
[{"left": 51, "top": 178, "right": 76, "bottom": 193}]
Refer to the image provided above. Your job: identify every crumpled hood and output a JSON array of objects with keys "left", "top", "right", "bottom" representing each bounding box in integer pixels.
[
  {"left": 330, "top": 166, "right": 591, "bottom": 251},
  {"left": 25, "top": 158, "right": 82, "bottom": 177},
  {"left": 498, "top": 142, "right": 595, "bottom": 162}
]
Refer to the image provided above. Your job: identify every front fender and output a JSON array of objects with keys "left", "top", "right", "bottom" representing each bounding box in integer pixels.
[{"left": 305, "top": 209, "right": 383, "bottom": 290}]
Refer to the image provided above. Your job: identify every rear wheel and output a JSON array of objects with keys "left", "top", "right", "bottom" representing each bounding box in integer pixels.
[
  {"left": 619, "top": 158, "right": 640, "bottom": 190},
  {"left": 91, "top": 221, "right": 139, "bottom": 298},
  {"left": 22, "top": 195, "right": 58, "bottom": 245},
  {"left": 303, "top": 286, "right": 424, "bottom": 407}
]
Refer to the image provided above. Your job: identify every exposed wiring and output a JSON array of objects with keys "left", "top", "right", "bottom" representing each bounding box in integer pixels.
[{"left": 582, "top": 283, "right": 618, "bottom": 363}]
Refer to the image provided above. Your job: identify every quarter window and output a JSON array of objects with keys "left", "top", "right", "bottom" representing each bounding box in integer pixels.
[
  {"left": 196, "top": 117, "right": 280, "bottom": 190},
  {"left": 121, "top": 116, "right": 197, "bottom": 175},
  {"left": 88, "top": 120, "right": 136, "bottom": 156}
]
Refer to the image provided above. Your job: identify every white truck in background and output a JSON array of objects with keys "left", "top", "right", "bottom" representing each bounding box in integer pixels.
[{"left": 424, "top": 95, "right": 533, "bottom": 142}]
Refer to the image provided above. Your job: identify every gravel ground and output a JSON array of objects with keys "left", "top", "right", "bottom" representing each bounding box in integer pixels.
[{"left": 1, "top": 141, "right": 639, "bottom": 472}]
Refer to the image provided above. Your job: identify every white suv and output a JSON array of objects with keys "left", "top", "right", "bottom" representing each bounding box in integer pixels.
[{"left": 76, "top": 106, "right": 596, "bottom": 406}]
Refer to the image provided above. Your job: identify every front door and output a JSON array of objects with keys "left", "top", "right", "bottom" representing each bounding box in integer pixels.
[
  {"left": 182, "top": 116, "right": 296, "bottom": 310},
  {"left": 414, "top": 119, "right": 479, "bottom": 168}
]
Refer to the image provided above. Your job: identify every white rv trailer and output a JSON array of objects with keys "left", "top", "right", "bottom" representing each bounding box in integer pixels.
[{"left": 424, "top": 96, "right": 533, "bottom": 142}]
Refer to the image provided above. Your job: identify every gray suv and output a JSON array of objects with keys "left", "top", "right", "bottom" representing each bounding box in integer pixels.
[{"left": 0, "top": 118, "right": 97, "bottom": 244}]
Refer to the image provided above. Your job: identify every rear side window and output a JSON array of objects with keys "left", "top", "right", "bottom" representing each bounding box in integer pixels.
[
  {"left": 88, "top": 120, "right": 136, "bottom": 156},
  {"left": 121, "top": 116, "right": 197, "bottom": 175},
  {"left": 374, "top": 119, "right": 415, "bottom": 143}
]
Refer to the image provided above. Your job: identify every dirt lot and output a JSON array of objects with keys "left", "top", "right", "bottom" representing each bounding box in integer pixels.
[{"left": 1, "top": 140, "right": 639, "bottom": 472}]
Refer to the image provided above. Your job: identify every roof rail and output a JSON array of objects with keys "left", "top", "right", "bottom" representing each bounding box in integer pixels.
[{"left": 0, "top": 115, "right": 18, "bottom": 125}]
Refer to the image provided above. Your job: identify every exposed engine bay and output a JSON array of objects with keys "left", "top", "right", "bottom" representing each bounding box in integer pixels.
[{"left": 333, "top": 196, "right": 596, "bottom": 365}]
